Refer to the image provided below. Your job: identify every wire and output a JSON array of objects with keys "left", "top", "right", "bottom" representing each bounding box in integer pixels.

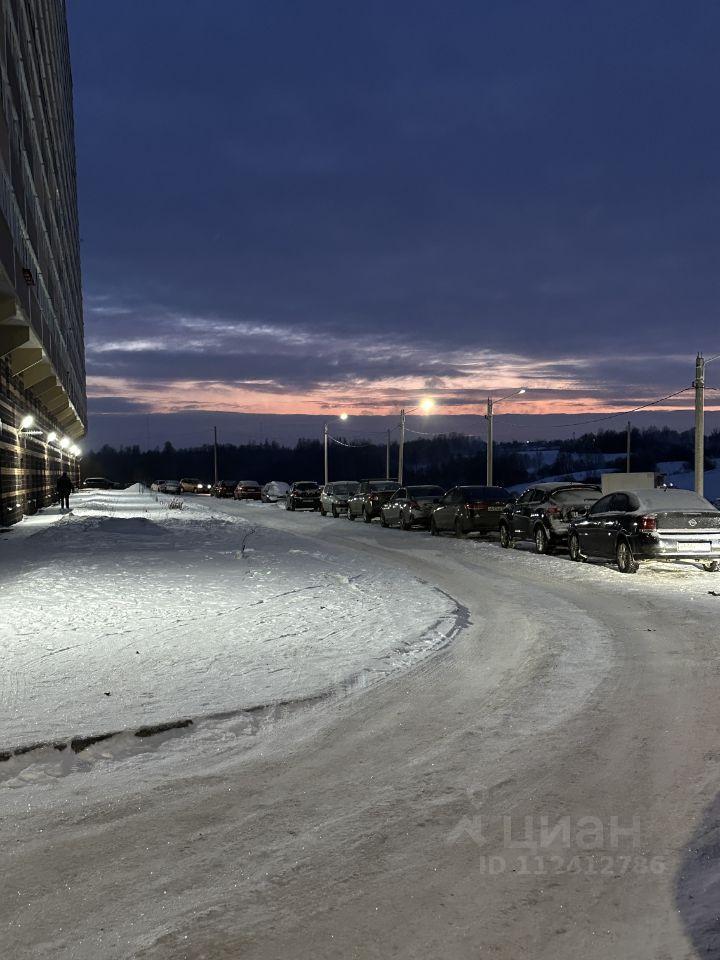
[{"left": 327, "top": 435, "right": 378, "bottom": 448}]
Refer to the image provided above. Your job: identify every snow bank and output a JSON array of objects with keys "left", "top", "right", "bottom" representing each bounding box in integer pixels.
[{"left": 0, "top": 490, "right": 458, "bottom": 751}]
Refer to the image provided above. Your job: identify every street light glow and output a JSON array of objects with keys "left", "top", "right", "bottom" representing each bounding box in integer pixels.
[
  {"left": 47, "top": 431, "right": 58, "bottom": 443},
  {"left": 60, "top": 436, "right": 70, "bottom": 449},
  {"left": 20, "top": 415, "right": 34, "bottom": 430}
]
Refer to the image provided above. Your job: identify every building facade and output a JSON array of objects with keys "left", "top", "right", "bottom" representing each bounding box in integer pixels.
[{"left": 0, "top": 0, "right": 85, "bottom": 525}]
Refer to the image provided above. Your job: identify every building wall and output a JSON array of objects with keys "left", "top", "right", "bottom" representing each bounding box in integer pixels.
[{"left": 0, "top": 0, "right": 85, "bottom": 524}]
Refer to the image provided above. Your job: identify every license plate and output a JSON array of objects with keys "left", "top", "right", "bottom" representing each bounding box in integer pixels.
[
  {"left": 487, "top": 506, "right": 503, "bottom": 511},
  {"left": 680, "top": 540, "right": 711, "bottom": 552}
]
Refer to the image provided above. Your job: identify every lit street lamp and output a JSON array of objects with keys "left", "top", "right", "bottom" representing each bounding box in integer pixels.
[
  {"left": 486, "top": 388, "right": 525, "bottom": 486},
  {"left": 398, "top": 398, "right": 434, "bottom": 485},
  {"left": 323, "top": 413, "right": 349, "bottom": 485}
]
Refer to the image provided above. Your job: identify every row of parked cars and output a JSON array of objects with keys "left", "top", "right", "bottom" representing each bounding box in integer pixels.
[{"left": 223, "top": 476, "right": 720, "bottom": 575}]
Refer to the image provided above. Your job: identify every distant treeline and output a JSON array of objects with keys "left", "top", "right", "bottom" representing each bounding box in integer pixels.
[{"left": 83, "top": 426, "right": 720, "bottom": 489}]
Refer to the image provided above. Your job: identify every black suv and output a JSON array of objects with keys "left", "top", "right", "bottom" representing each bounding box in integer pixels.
[
  {"left": 499, "top": 482, "right": 602, "bottom": 553},
  {"left": 347, "top": 479, "right": 399, "bottom": 522},
  {"left": 285, "top": 481, "right": 321, "bottom": 510}
]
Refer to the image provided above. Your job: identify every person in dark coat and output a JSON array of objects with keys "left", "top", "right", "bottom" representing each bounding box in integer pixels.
[{"left": 56, "top": 471, "right": 73, "bottom": 510}]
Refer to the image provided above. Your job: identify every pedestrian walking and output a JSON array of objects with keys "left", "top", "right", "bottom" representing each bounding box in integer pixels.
[{"left": 56, "top": 471, "right": 74, "bottom": 511}]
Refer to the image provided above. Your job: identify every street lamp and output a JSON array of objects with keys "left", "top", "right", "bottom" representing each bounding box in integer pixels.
[
  {"left": 486, "top": 388, "right": 525, "bottom": 486},
  {"left": 19, "top": 415, "right": 34, "bottom": 431},
  {"left": 323, "top": 413, "right": 349, "bottom": 486},
  {"left": 398, "top": 398, "right": 434, "bottom": 485}
]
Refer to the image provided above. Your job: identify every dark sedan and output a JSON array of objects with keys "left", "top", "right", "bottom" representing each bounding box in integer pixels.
[
  {"left": 347, "top": 479, "right": 400, "bottom": 522},
  {"left": 430, "top": 485, "right": 513, "bottom": 537},
  {"left": 285, "top": 481, "right": 321, "bottom": 510},
  {"left": 234, "top": 481, "right": 262, "bottom": 501},
  {"left": 381, "top": 485, "right": 445, "bottom": 529},
  {"left": 568, "top": 488, "right": 720, "bottom": 573},
  {"left": 499, "top": 482, "right": 603, "bottom": 554},
  {"left": 212, "top": 479, "right": 238, "bottom": 498}
]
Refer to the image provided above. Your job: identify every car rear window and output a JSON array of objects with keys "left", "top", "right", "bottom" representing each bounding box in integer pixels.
[
  {"left": 635, "top": 490, "right": 718, "bottom": 511},
  {"left": 332, "top": 483, "right": 357, "bottom": 494},
  {"left": 552, "top": 488, "right": 603, "bottom": 504},
  {"left": 294, "top": 482, "right": 318, "bottom": 490},
  {"left": 369, "top": 481, "right": 399, "bottom": 492},
  {"left": 460, "top": 486, "right": 511, "bottom": 501},
  {"left": 407, "top": 486, "right": 444, "bottom": 498}
]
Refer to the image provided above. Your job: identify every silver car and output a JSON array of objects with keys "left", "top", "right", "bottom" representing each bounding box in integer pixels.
[
  {"left": 261, "top": 481, "right": 290, "bottom": 502},
  {"left": 381, "top": 485, "right": 445, "bottom": 529},
  {"left": 320, "top": 481, "right": 359, "bottom": 517}
]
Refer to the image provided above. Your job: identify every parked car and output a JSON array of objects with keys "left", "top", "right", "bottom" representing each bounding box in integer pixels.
[
  {"left": 150, "top": 480, "right": 164, "bottom": 492},
  {"left": 234, "top": 480, "right": 262, "bottom": 501},
  {"left": 81, "top": 477, "right": 116, "bottom": 490},
  {"left": 211, "top": 479, "right": 238, "bottom": 498},
  {"left": 179, "top": 478, "right": 211, "bottom": 494},
  {"left": 499, "top": 482, "right": 603, "bottom": 553},
  {"left": 285, "top": 481, "right": 321, "bottom": 510},
  {"left": 347, "top": 479, "right": 400, "bottom": 522},
  {"left": 320, "top": 481, "right": 359, "bottom": 517},
  {"left": 262, "top": 481, "right": 291, "bottom": 503},
  {"left": 163, "top": 480, "right": 182, "bottom": 494},
  {"left": 381, "top": 485, "right": 445, "bottom": 529},
  {"left": 430, "top": 485, "right": 513, "bottom": 537},
  {"left": 568, "top": 487, "right": 720, "bottom": 573}
]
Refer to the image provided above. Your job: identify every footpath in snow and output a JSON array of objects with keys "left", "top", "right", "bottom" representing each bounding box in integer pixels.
[{"left": 0, "top": 488, "right": 458, "bottom": 754}]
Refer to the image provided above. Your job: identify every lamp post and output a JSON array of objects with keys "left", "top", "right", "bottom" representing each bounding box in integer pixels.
[
  {"left": 397, "top": 398, "right": 434, "bottom": 485},
  {"left": 485, "top": 388, "right": 525, "bottom": 486},
  {"left": 323, "top": 413, "right": 348, "bottom": 486}
]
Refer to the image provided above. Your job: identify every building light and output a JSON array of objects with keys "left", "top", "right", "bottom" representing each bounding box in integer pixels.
[
  {"left": 20, "top": 415, "right": 34, "bottom": 430},
  {"left": 47, "top": 431, "right": 58, "bottom": 443},
  {"left": 71, "top": 445, "right": 81, "bottom": 457},
  {"left": 60, "top": 436, "right": 70, "bottom": 449}
]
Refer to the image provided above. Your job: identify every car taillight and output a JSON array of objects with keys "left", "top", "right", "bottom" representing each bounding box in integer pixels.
[
  {"left": 639, "top": 515, "right": 657, "bottom": 531},
  {"left": 546, "top": 505, "right": 561, "bottom": 517}
]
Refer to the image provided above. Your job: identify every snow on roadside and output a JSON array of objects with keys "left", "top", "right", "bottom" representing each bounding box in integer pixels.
[{"left": 0, "top": 490, "right": 458, "bottom": 751}]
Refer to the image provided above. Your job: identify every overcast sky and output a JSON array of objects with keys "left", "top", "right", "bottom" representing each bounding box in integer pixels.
[{"left": 68, "top": 0, "right": 720, "bottom": 448}]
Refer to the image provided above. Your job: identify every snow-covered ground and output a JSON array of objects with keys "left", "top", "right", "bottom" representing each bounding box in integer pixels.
[
  {"left": 0, "top": 489, "right": 457, "bottom": 753},
  {"left": 3, "top": 493, "right": 720, "bottom": 959},
  {"left": 657, "top": 460, "right": 720, "bottom": 501}
]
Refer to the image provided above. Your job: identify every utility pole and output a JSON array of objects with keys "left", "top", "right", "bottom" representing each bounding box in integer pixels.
[
  {"left": 486, "top": 397, "right": 494, "bottom": 486},
  {"left": 694, "top": 353, "right": 705, "bottom": 496},
  {"left": 626, "top": 420, "right": 631, "bottom": 472},
  {"left": 213, "top": 426, "right": 219, "bottom": 484},
  {"left": 398, "top": 409, "right": 406, "bottom": 485},
  {"left": 386, "top": 429, "right": 391, "bottom": 480},
  {"left": 323, "top": 422, "right": 329, "bottom": 486}
]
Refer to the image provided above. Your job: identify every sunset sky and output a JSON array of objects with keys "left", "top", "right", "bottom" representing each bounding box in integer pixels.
[{"left": 68, "top": 1, "right": 720, "bottom": 448}]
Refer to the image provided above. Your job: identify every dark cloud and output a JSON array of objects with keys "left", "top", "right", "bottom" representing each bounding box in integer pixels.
[{"left": 68, "top": 0, "right": 720, "bottom": 435}]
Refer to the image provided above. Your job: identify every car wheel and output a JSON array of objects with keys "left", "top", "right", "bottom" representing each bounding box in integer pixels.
[
  {"left": 430, "top": 517, "right": 439, "bottom": 536},
  {"left": 616, "top": 539, "right": 639, "bottom": 574},
  {"left": 363, "top": 507, "right": 372, "bottom": 523},
  {"left": 568, "top": 532, "right": 584, "bottom": 562},
  {"left": 499, "top": 523, "right": 511, "bottom": 548},
  {"left": 703, "top": 561, "right": 720, "bottom": 572},
  {"left": 348, "top": 509, "right": 355, "bottom": 521},
  {"left": 534, "top": 525, "right": 553, "bottom": 555},
  {"left": 331, "top": 505, "right": 339, "bottom": 518},
  {"left": 401, "top": 512, "right": 413, "bottom": 531},
  {"left": 454, "top": 518, "right": 466, "bottom": 539}
]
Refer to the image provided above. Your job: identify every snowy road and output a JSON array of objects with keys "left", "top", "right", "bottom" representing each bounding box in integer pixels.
[{"left": 3, "top": 497, "right": 720, "bottom": 959}]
